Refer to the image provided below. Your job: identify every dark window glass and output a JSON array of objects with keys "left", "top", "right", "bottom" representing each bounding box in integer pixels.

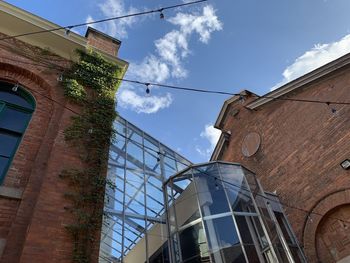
[
  {"left": 204, "top": 216, "right": 240, "bottom": 250},
  {"left": 0, "top": 83, "right": 34, "bottom": 183},
  {"left": 274, "top": 212, "right": 293, "bottom": 244},
  {"left": 0, "top": 132, "right": 20, "bottom": 157},
  {"left": 0, "top": 90, "right": 33, "bottom": 109},
  {"left": 210, "top": 245, "right": 246, "bottom": 263},
  {"left": 235, "top": 216, "right": 254, "bottom": 244},
  {"left": 0, "top": 156, "right": 8, "bottom": 176},
  {"left": 0, "top": 107, "right": 31, "bottom": 133},
  {"left": 149, "top": 241, "right": 170, "bottom": 263},
  {"left": 244, "top": 245, "right": 261, "bottom": 263},
  {"left": 178, "top": 222, "right": 208, "bottom": 262}
]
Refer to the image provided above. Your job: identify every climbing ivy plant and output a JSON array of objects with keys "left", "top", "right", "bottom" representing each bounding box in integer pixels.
[{"left": 60, "top": 49, "right": 123, "bottom": 263}]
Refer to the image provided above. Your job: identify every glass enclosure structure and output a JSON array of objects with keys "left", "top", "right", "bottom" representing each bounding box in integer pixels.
[
  {"left": 164, "top": 162, "right": 306, "bottom": 263},
  {"left": 98, "top": 116, "right": 306, "bottom": 263},
  {"left": 99, "top": 116, "right": 191, "bottom": 263}
]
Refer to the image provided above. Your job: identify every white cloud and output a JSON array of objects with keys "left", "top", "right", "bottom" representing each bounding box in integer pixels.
[
  {"left": 128, "top": 55, "right": 170, "bottom": 83},
  {"left": 118, "top": 88, "right": 173, "bottom": 114},
  {"left": 118, "top": 4, "right": 222, "bottom": 114},
  {"left": 88, "top": 1, "right": 222, "bottom": 114},
  {"left": 168, "top": 6, "right": 223, "bottom": 44},
  {"left": 272, "top": 34, "right": 350, "bottom": 90},
  {"left": 200, "top": 124, "right": 221, "bottom": 149},
  {"left": 196, "top": 124, "right": 221, "bottom": 158},
  {"left": 86, "top": 0, "right": 139, "bottom": 38}
]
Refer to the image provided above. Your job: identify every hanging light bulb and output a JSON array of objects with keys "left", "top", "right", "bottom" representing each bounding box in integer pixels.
[
  {"left": 308, "top": 214, "right": 313, "bottom": 223},
  {"left": 326, "top": 102, "right": 337, "bottom": 114},
  {"left": 65, "top": 26, "right": 73, "bottom": 36},
  {"left": 12, "top": 83, "right": 19, "bottom": 92},
  {"left": 239, "top": 95, "right": 245, "bottom": 104},
  {"left": 57, "top": 74, "right": 63, "bottom": 82},
  {"left": 214, "top": 177, "right": 220, "bottom": 190},
  {"left": 145, "top": 83, "right": 150, "bottom": 94},
  {"left": 159, "top": 8, "right": 165, "bottom": 19}
]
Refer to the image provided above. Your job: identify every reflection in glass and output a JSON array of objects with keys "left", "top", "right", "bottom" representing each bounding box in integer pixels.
[
  {"left": 0, "top": 132, "right": 19, "bottom": 157},
  {"left": 0, "top": 107, "right": 31, "bottom": 133},
  {"left": 164, "top": 162, "right": 306, "bottom": 263},
  {"left": 203, "top": 216, "right": 247, "bottom": 262},
  {"left": 179, "top": 222, "right": 208, "bottom": 262},
  {"left": 0, "top": 90, "right": 34, "bottom": 109},
  {"left": 195, "top": 175, "right": 231, "bottom": 216},
  {"left": 0, "top": 156, "right": 7, "bottom": 177}
]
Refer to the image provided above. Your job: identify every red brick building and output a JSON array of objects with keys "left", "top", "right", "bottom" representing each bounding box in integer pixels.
[
  {"left": 0, "top": 2, "right": 128, "bottom": 262},
  {"left": 212, "top": 53, "right": 350, "bottom": 262}
]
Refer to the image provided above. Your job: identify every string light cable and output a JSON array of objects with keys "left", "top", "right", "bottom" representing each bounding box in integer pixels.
[
  {"left": 16, "top": 82, "right": 350, "bottom": 260},
  {"left": 0, "top": 0, "right": 208, "bottom": 41},
  {"left": 1, "top": 55, "right": 350, "bottom": 107},
  {"left": 2, "top": 61, "right": 350, "bottom": 224}
]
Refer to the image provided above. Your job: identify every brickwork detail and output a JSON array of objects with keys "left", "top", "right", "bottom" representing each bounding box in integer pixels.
[
  {"left": 217, "top": 67, "right": 350, "bottom": 263},
  {"left": 0, "top": 35, "right": 83, "bottom": 263}
]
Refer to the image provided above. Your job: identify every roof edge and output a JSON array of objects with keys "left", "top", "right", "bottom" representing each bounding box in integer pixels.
[
  {"left": 247, "top": 52, "right": 350, "bottom": 109},
  {"left": 214, "top": 90, "right": 254, "bottom": 130}
]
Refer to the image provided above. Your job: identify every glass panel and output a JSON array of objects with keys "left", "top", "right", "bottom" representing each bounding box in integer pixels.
[
  {"left": 0, "top": 107, "right": 31, "bottom": 133},
  {"left": 256, "top": 197, "right": 288, "bottom": 262},
  {"left": 235, "top": 215, "right": 263, "bottom": 262},
  {"left": 103, "top": 117, "right": 192, "bottom": 262},
  {"left": 289, "top": 246, "right": 303, "bottom": 263},
  {"left": 211, "top": 246, "right": 246, "bottom": 263},
  {"left": 0, "top": 131, "right": 20, "bottom": 157},
  {"left": 203, "top": 216, "right": 243, "bottom": 263},
  {"left": 194, "top": 172, "right": 230, "bottom": 217},
  {"left": 178, "top": 222, "right": 209, "bottom": 262},
  {"left": 0, "top": 89, "right": 33, "bottom": 109},
  {"left": 244, "top": 245, "right": 261, "bottom": 263},
  {"left": 0, "top": 156, "right": 8, "bottom": 178},
  {"left": 242, "top": 168, "right": 260, "bottom": 198},
  {"left": 145, "top": 152, "right": 161, "bottom": 174},
  {"left": 163, "top": 152, "right": 177, "bottom": 179},
  {"left": 149, "top": 241, "right": 170, "bottom": 263},
  {"left": 174, "top": 182, "right": 200, "bottom": 227}
]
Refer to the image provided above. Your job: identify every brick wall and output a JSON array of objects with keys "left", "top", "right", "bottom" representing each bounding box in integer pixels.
[
  {"left": 0, "top": 34, "right": 92, "bottom": 263},
  {"left": 217, "top": 66, "right": 350, "bottom": 262}
]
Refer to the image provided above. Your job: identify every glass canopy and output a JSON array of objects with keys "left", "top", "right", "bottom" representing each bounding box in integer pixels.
[
  {"left": 163, "top": 162, "right": 306, "bottom": 263},
  {"left": 99, "top": 116, "right": 192, "bottom": 263}
]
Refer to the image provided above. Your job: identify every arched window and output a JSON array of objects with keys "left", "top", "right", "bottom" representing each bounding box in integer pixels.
[{"left": 0, "top": 81, "right": 35, "bottom": 183}]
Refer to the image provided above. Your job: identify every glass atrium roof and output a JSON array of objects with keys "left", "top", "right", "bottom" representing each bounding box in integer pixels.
[{"left": 99, "top": 116, "right": 192, "bottom": 263}]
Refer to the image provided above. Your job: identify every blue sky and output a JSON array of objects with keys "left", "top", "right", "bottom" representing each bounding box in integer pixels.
[{"left": 6, "top": 0, "right": 350, "bottom": 163}]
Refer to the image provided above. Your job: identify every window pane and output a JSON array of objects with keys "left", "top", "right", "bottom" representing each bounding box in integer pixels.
[
  {"left": 179, "top": 222, "right": 209, "bottom": 262},
  {"left": 0, "top": 156, "right": 9, "bottom": 178},
  {"left": 0, "top": 132, "right": 20, "bottom": 157},
  {"left": 0, "top": 107, "right": 31, "bottom": 133},
  {"left": 0, "top": 89, "right": 33, "bottom": 109},
  {"left": 203, "top": 216, "right": 240, "bottom": 251},
  {"left": 194, "top": 173, "right": 230, "bottom": 216}
]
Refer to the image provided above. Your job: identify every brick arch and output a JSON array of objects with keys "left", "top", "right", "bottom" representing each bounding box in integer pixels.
[
  {"left": 0, "top": 61, "right": 57, "bottom": 187},
  {"left": 303, "top": 188, "right": 350, "bottom": 262},
  {"left": 0, "top": 62, "right": 53, "bottom": 98}
]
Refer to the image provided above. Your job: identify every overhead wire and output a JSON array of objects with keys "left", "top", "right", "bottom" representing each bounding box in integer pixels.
[
  {"left": 3, "top": 80, "right": 349, "bottom": 226},
  {"left": 2, "top": 55, "right": 350, "bottom": 106},
  {"left": 0, "top": 14, "right": 349, "bottom": 227},
  {"left": 0, "top": 0, "right": 208, "bottom": 41}
]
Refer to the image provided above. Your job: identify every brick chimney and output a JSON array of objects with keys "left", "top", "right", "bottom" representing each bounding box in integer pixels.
[{"left": 85, "top": 27, "right": 121, "bottom": 57}]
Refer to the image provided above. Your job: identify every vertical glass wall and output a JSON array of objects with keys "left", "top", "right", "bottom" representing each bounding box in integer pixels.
[
  {"left": 99, "top": 116, "right": 191, "bottom": 263},
  {"left": 164, "top": 162, "right": 306, "bottom": 263}
]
